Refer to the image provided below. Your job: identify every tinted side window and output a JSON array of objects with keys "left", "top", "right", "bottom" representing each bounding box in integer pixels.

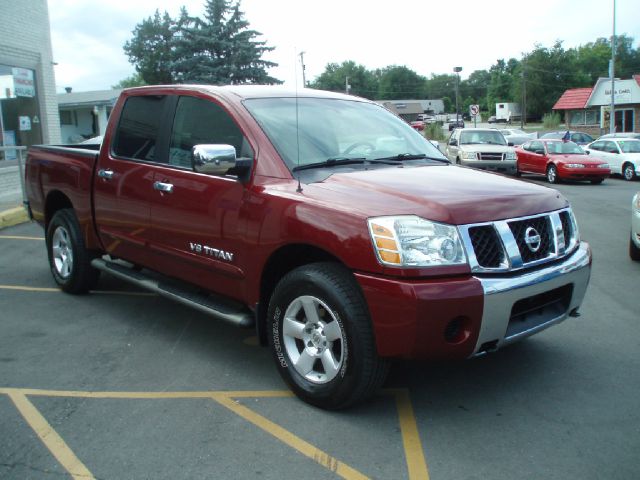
[
  {"left": 590, "top": 141, "right": 603, "bottom": 151},
  {"left": 113, "top": 95, "right": 166, "bottom": 161},
  {"left": 603, "top": 141, "right": 619, "bottom": 153},
  {"left": 530, "top": 141, "right": 543, "bottom": 152},
  {"left": 169, "top": 96, "right": 253, "bottom": 168}
]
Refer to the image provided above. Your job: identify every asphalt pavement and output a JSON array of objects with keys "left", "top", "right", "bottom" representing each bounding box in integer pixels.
[{"left": 0, "top": 174, "right": 639, "bottom": 480}]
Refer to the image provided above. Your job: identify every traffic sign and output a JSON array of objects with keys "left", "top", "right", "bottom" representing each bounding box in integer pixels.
[{"left": 470, "top": 104, "right": 480, "bottom": 116}]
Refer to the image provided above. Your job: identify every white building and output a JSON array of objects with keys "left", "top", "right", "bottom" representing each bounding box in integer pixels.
[
  {"left": 58, "top": 89, "right": 122, "bottom": 143},
  {"left": 0, "top": 0, "right": 60, "bottom": 159}
]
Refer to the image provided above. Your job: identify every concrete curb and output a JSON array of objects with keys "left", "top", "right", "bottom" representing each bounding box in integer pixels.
[{"left": 0, "top": 206, "right": 29, "bottom": 229}]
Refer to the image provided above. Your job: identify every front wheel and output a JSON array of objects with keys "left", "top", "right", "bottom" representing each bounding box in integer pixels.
[
  {"left": 623, "top": 163, "right": 636, "bottom": 181},
  {"left": 546, "top": 164, "right": 559, "bottom": 184},
  {"left": 46, "top": 209, "right": 100, "bottom": 293},
  {"left": 630, "top": 235, "right": 640, "bottom": 261},
  {"left": 591, "top": 179, "right": 604, "bottom": 185},
  {"left": 267, "top": 263, "right": 389, "bottom": 410}
]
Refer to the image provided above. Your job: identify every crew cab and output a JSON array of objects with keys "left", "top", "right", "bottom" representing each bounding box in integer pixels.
[{"left": 25, "top": 85, "right": 592, "bottom": 409}]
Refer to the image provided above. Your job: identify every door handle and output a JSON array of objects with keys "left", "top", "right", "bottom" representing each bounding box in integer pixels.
[
  {"left": 153, "top": 181, "right": 174, "bottom": 193},
  {"left": 97, "top": 169, "right": 114, "bottom": 180}
]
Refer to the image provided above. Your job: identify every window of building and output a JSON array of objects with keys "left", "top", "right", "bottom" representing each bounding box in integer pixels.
[
  {"left": 59, "top": 110, "right": 75, "bottom": 126},
  {"left": 615, "top": 109, "right": 634, "bottom": 133}
]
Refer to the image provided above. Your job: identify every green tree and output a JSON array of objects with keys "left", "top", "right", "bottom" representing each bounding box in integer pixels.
[
  {"left": 171, "top": 0, "right": 281, "bottom": 84},
  {"left": 123, "top": 10, "right": 175, "bottom": 84},
  {"left": 424, "top": 74, "right": 456, "bottom": 100},
  {"left": 310, "top": 61, "right": 377, "bottom": 98},
  {"left": 112, "top": 73, "right": 147, "bottom": 89},
  {"left": 376, "top": 66, "right": 427, "bottom": 99}
]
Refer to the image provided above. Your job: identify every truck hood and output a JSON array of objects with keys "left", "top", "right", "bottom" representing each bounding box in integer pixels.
[{"left": 310, "top": 165, "right": 567, "bottom": 225}]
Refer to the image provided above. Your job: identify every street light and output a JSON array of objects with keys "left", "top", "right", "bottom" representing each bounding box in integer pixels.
[{"left": 453, "top": 67, "right": 462, "bottom": 123}]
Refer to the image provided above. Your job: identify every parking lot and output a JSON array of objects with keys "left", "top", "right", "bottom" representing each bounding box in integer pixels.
[{"left": 1, "top": 175, "right": 639, "bottom": 480}]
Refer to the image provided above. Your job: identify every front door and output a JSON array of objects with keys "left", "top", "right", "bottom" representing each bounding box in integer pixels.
[{"left": 148, "top": 95, "right": 255, "bottom": 301}]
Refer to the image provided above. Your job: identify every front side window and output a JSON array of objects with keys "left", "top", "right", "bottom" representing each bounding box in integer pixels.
[
  {"left": 530, "top": 141, "right": 544, "bottom": 153},
  {"left": 112, "top": 95, "right": 166, "bottom": 161},
  {"left": 169, "top": 96, "right": 253, "bottom": 168}
]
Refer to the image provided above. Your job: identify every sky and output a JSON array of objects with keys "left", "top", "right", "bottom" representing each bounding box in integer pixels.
[{"left": 48, "top": 0, "right": 639, "bottom": 93}]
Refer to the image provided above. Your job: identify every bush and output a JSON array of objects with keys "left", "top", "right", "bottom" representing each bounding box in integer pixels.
[
  {"left": 425, "top": 122, "right": 446, "bottom": 142},
  {"left": 542, "top": 112, "right": 561, "bottom": 129}
]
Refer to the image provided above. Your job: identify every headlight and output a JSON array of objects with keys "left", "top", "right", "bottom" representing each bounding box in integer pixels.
[
  {"left": 634, "top": 193, "right": 640, "bottom": 212},
  {"left": 505, "top": 151, "right": 517, "bottom": 160},
  {"left": 564, "top": 163, "right": 585, "bottom": 168},
  {"left": 461, "top": 151, "right": 477, "bottom": 160},
  {"left": 598, "top": 163, "right": 610, "bottom": 169},
  {"left": 368, "top": 216, "right": 467, "bottom": 267},
  {"left": 568, "top": 208, "right": 581, "bottom": 244}
]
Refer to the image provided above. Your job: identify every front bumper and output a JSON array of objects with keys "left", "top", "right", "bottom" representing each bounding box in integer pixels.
[
  {"left": 355, "top": 242, "right": 591, "bottom": 359},
  {"left": 558, "top": 165, "right": 610, "bottom": 181},
  {"left": 460, "top": 159, "right": 517, "bottom": 175}
]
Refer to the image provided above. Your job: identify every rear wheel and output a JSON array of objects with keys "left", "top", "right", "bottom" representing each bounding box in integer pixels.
[
  {"left": 546, "top": 164, "right": 559, "bottom": 184},
  {"left": 623, "top": 163, "right": 636, "bottom": 181},
  {"left": 46, "top": 209, "right": 100, "bottom": 293},
  {"left": 267, "top": 262, "right": 389, "bottom": 409},
  {"left": 591, "top": 179, "right": 604, "bottom": 185}
]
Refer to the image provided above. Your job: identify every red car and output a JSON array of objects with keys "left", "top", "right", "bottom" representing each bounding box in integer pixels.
[
  {"left": 410, "top": 119, "right": 425, "bottom": 131},
  {"left": 516, "top": 139, "right": 610, "bottom": 184}
]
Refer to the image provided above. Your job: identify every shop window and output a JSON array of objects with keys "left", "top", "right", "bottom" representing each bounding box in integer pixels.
[
  {"left": 584, "top": 109, "right": 600, "bottom": 125},
  {"left": 569, "top": 111, "right": 584, "bottom": 125},
  {"left": 60, "top": 110, "right": 75, "bottom": 126}
]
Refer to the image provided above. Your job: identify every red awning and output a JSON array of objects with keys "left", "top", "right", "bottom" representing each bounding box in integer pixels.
[{"left": 552, "top": 88, "right": 593, "bottom": 110}]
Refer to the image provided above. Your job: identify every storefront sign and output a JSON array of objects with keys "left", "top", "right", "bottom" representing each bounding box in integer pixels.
[
  {"left": 587, "top": 78, "right": 640, "bottom": 106},
  {"left": 12, "top": 68, "right": 35, "bottom": 98},
  {"left": 19, "top": 116, "right": 31, "bottom": 131}
]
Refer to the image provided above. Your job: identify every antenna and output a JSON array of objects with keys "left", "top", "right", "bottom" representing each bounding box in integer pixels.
[{"left": 294, "top": 48, "right": 303, "bottom": 193}]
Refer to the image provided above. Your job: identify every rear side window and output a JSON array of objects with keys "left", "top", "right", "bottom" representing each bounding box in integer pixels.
[{"left": 112, "top": 95, "right": 166, "bottom": 161}]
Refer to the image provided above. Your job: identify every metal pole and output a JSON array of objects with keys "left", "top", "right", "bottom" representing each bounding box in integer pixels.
[
  {"left": 299, "top": 51, "right": 306, "bottom": 87},
  {"left": 609, "top": 0, "right": 616, "bottom": 134},
  {"left": 17, "top": 147, "right": 27, "bottom": 204}
]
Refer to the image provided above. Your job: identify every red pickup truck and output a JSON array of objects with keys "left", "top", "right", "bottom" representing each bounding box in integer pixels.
[{"left": 25, "top": 85, "right": 592, "bottom": 409}]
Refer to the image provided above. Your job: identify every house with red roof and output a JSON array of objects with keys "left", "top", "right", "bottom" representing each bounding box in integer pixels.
[{"left": 553, "top": 75, "right": 640, "bottom": 136}]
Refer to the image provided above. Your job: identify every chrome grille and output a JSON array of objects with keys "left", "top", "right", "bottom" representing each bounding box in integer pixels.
[
  {"left": 478, "top": 152, "right": 504, "bottom": 161},
  {"left": 459, "top": 208, "right": 578, "bottom": 273}
]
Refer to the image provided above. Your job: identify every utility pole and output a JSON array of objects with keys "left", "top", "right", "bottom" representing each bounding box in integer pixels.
[
  {"left": 453, "top": 66, "right": 462, "bottom": 123},
  {"left": 299, "top": 51, "right": 306, "bottom": 87},
  {"left": 345, "top": 76, "right": 350, "bottom": 95},
  {"left": 609, "top": 0, "right": 616, "bottom": 134},
  {"left": 521, "top": 60, "right": 527, "bottom": 128}
]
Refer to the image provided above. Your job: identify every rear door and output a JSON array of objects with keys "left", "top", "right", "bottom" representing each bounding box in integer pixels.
[
  {"left": 148, "top": 94, "right": 255, "bottom": 300},
  {"left": 93, "top": 94, "right": 171, "bottom": 266}
]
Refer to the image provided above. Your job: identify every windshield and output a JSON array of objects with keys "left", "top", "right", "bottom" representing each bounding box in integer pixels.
[
  {"left": 459, "top": 130, "right": 507, "bottom": 145},
  {"left": 545, "top": 141, "right": 584, "bottom": 155},
  {"left": 619, "top": 140, "right": 640, "bottom": 153},
  {"left": 243, "top": 97, "right": 445, "bottom": 170}
]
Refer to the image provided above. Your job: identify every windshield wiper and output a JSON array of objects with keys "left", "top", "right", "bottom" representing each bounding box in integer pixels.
[
  {"left": 292, "top": 157, "right": 367, "bottom": 172},
  {"left": 373, "top": 153, "right": 450, "bottom": 164}
]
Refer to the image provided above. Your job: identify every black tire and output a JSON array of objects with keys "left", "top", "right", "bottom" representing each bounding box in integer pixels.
[
  {"left": 623, "top": 163, "right": 636, "bottom": 181},
  {"left": 630, "top": 235, "right": 640, "bottom": 261},
  {"left": 546, "top": 164, "right": 559, "bottom": 184},
  {"left": 591, "top": 179, "right": 604, "bottom": 185},
  {"left": 46, "top": 209, "right": 100, "bottom": 293},
  {"left": 267, "top": 262, "right": 389, "bottom": 410},
  {"left": 456, "top": 157, "right": 461, "bottom": 165}
]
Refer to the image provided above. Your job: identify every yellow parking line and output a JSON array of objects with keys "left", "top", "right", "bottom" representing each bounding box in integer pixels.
[
  {"left": 212, "top": 392, "right": 369, "bottom": 480},
  {"left": 6, "top": 391, "right": 95, "bottom": 480},
  {"left": 0, "top": 388, "right": 429, "bottom": 480},
  {"left": 0, "top": 285, "right": 59, "bottom": 293},
  {"left": 0, "top": 235, "right": 44, "bottom": 240},
  {"left": 390, "top": 389, "right": 430, "bottom": 480}
]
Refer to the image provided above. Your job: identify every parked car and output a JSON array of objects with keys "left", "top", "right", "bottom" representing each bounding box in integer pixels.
[
  {"left": 24, "top": 85, "right": 593, "bottom": 409},
  {"left": 448, "top": 117, "right": 465, "bottom": 131},
  {"left": 631, "top": 191, "right": 640, "bottom": 260},
  {"left": 598, "top": 132, "right": 640, "bottom": 141},
  {"left": 500, "top": 128, "right": 536, "bottom": 146},
  {"left": 488, "top": 116, "right": 497, "bottom": 124},
  {"left": 445, "top": 128, "right": 517, "bottom": 174},
  {"left": 515, "top": 139, "right": 610, "bottom": 184},
  {"left": 417, "top": 114, "right": 436, "bottom": 124},
  {"left": 584, "top": 138, "right": 640, "bottom": 181},
  {"left": 540, "top": 131, "right": 594, "bottom": 145},
  {"left": 410, "top": 120, "right": 425, "bottom": 131}
]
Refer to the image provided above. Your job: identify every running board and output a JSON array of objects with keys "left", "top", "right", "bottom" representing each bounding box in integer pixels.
[{"left": 91, "top": 258, "right": 254, "bottom": 328}]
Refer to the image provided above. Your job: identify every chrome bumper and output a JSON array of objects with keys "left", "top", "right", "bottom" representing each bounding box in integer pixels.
[{"left": 471, "top": 242, "right": 591, "bottom": 356}]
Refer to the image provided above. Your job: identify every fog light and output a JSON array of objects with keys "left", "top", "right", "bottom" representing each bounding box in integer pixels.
[{"left": 444, "top": 316, "right": 470, "bottom": 344}]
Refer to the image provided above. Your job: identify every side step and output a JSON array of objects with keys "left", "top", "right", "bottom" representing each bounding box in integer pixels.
[{"left": 91, "top": 258, "right": 254, "bottom": 328}]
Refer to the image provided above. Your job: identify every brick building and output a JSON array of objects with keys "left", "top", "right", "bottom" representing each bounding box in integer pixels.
[
  {"left": 0, "top": 0, "right": 60, "bottom": 161},
  {"left": 553, "top": 76, "right": 640, "bottom": 137}
]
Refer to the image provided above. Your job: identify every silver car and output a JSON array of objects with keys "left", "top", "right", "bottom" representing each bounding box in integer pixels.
[{"left": 445, "top": 128, "right": 517, "bottom": 175}]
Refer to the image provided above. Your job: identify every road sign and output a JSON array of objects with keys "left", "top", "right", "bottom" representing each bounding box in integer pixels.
[{"left": 470, "top": 104, "right": 480, "bottom": 116}]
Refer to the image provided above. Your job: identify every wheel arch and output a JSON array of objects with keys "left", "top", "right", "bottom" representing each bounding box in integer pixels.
[
  {"left": 44, "top": 190, "right": 73, "bottom": 229},
  {"left": 256, "top": 243, "right": 347, "bottom": 346}
]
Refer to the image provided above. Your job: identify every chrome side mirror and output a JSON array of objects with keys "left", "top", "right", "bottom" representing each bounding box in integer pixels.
[{"left": 192, "top": 144, "right": 237, "bottom": 175}]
